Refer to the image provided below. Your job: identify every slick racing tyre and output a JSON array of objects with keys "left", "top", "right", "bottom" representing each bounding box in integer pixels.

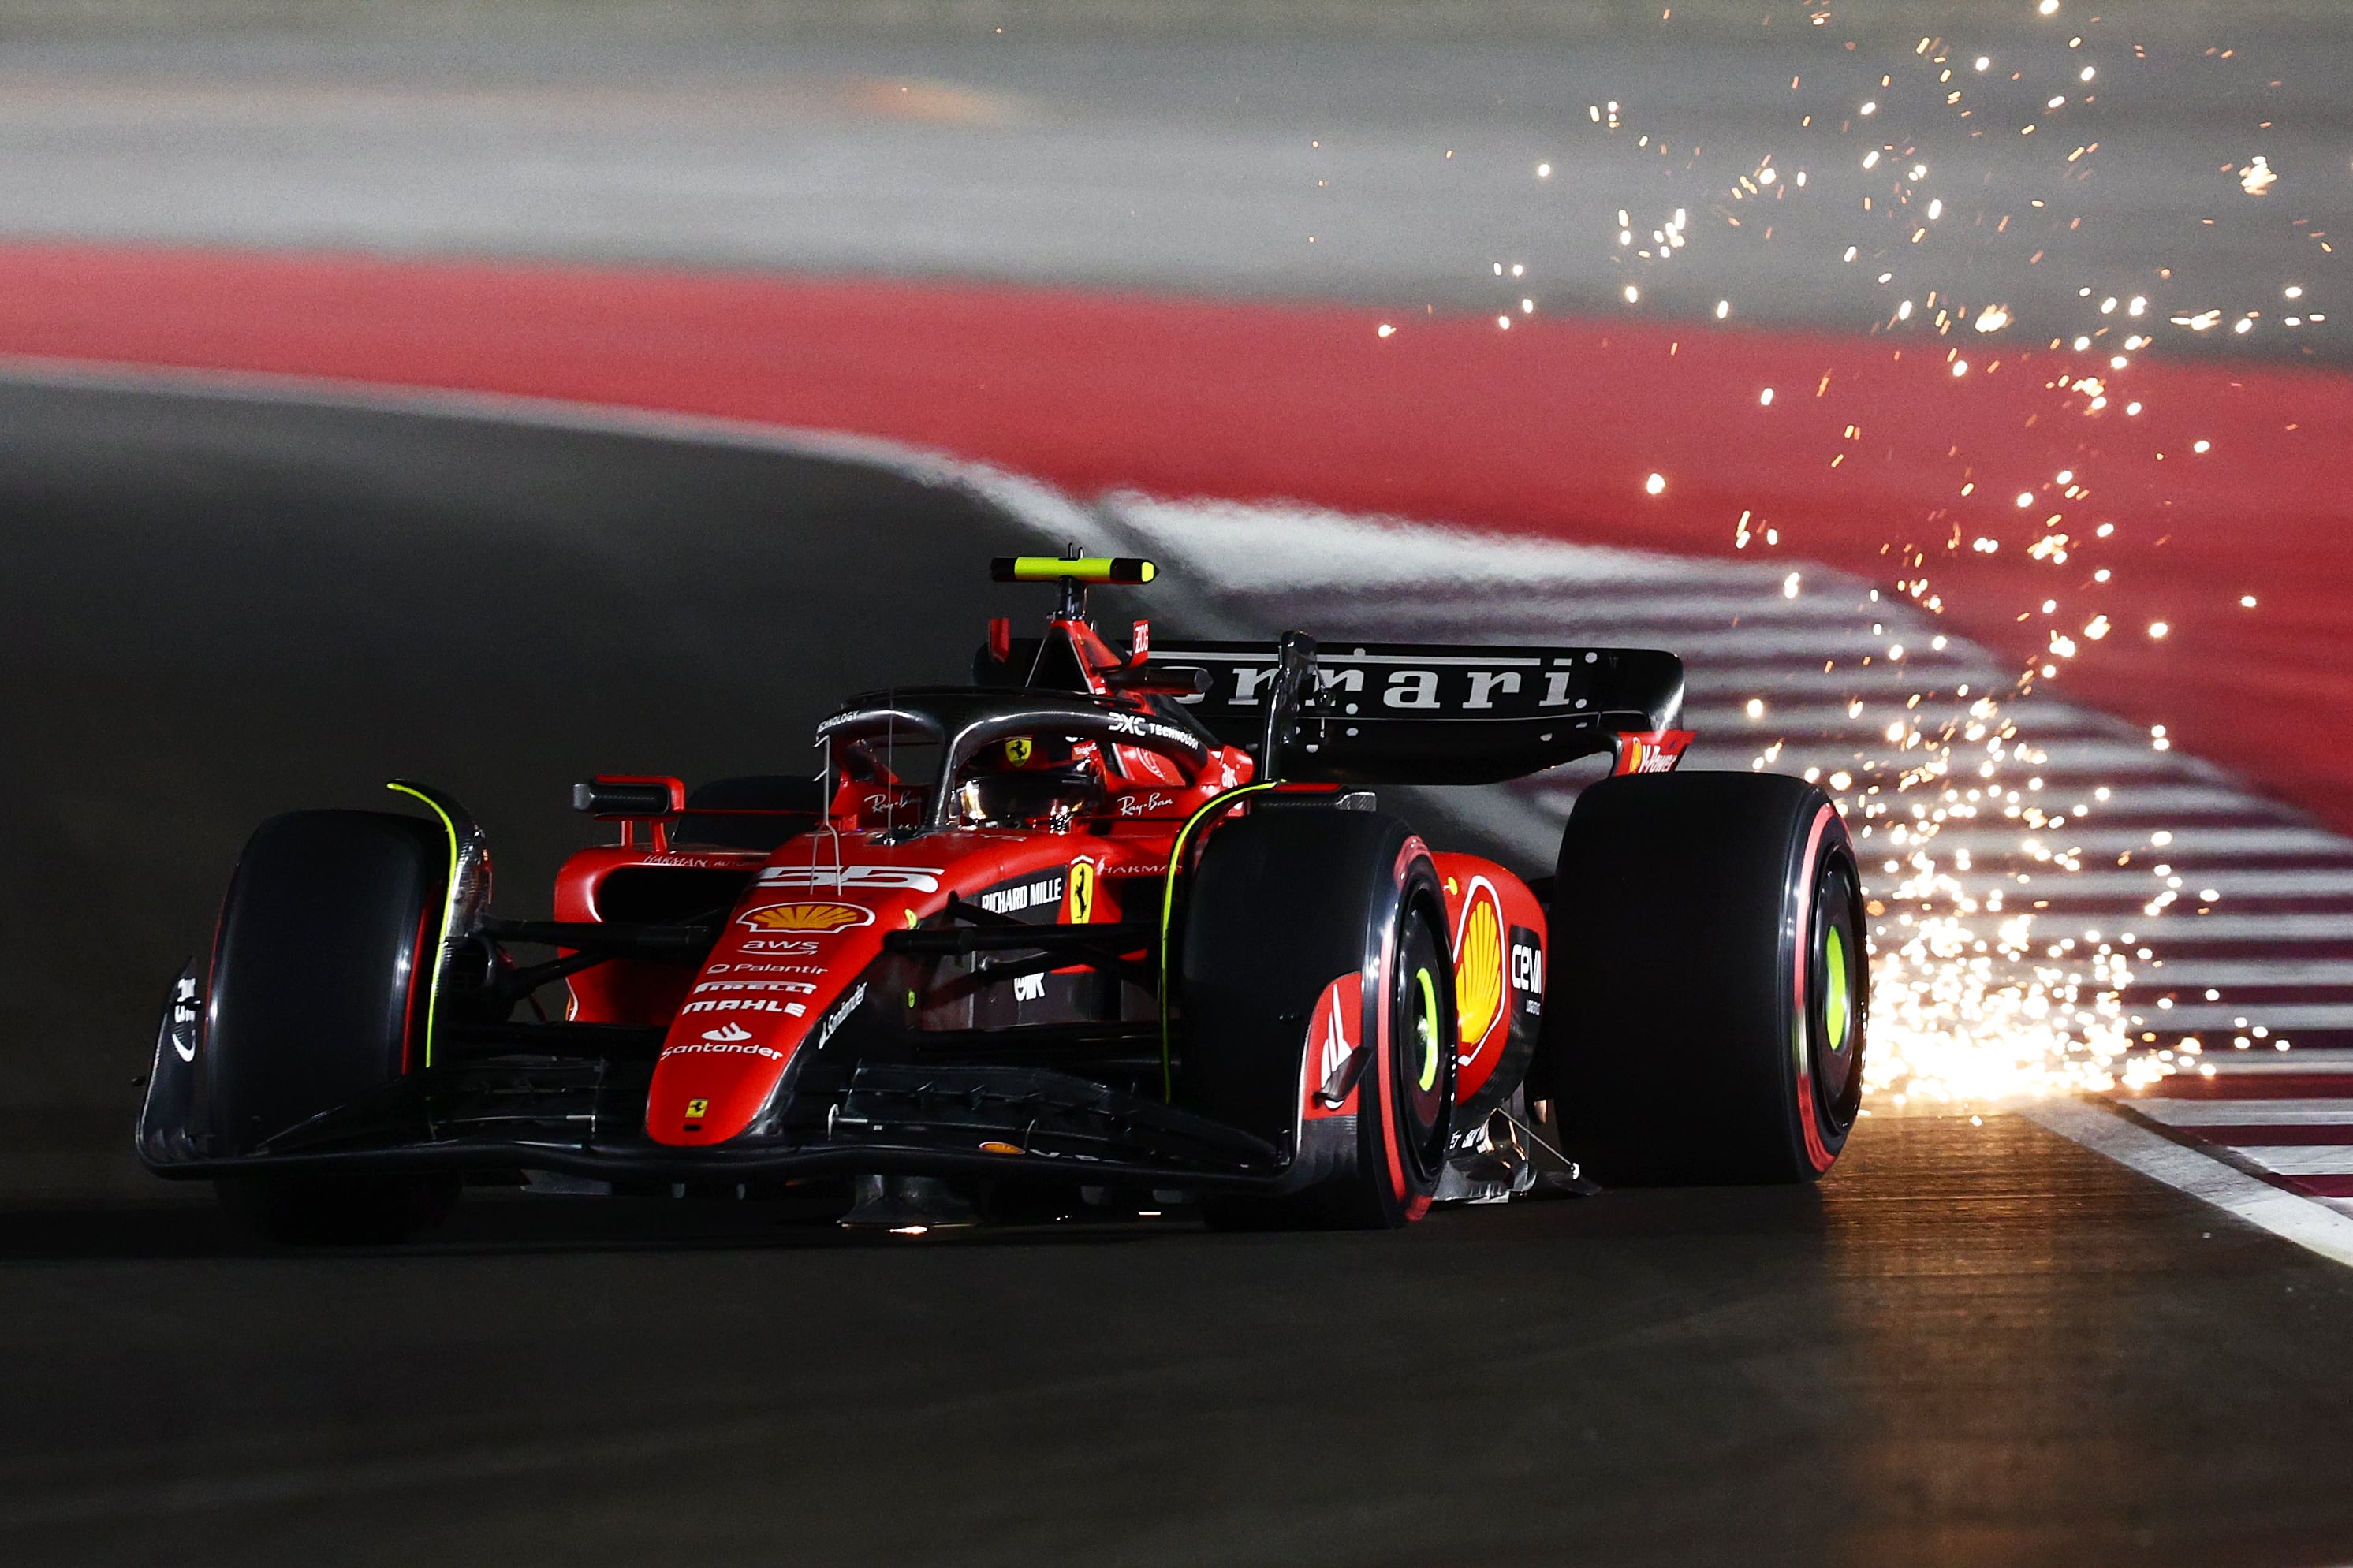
[
  {"left": 1178, "top": 806, "right": 1455, "bottom": 1229},
  {"left": 204, "top": 810, "right": 461, "bottom": 1244},
  {"left": 1543, "top": 772, "right": 1866, "bottom": 1186}
]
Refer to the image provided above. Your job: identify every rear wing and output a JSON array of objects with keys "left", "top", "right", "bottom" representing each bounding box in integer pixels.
[{"left": 1150, "top": 638, "right": 1687, "bottom": 785}]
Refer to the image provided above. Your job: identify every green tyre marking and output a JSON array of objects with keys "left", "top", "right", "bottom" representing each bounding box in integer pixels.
[
  {"left": 1414, "top": 966, "right": 1440, "bottom": 1092},
  {"left": 1825, "top": 925, "right": 1850, "bottom": 1052}
]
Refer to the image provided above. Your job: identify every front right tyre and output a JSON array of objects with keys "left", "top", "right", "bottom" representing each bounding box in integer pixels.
[{"left": 1176, "top": 804, "right": 1456, "bottom": 1228}]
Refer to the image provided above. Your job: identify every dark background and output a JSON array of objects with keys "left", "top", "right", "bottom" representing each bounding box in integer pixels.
[{"left": 0, "top": 380, "right": 1091, "bottom": 1188}]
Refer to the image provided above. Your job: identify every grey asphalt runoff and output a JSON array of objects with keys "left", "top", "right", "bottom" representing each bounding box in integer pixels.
[
  {"left": 0, "top": 3, "right": 2345, "bottom": 363},
  {"left": 5, "top": 382, "right": 2353, "bottom": 1565}
]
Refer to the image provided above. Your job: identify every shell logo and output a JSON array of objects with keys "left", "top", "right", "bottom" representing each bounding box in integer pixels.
[
  {"left": 738, "top": 902, "right": 874, "bottom": 934},
  {"left": 1454, "top": 885, "right": 1505, "bottom": 1048}
]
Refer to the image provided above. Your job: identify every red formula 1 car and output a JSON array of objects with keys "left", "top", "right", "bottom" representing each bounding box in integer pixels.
[{"left": 140, "top": 557, "right": 1866, "bottom": 1242}]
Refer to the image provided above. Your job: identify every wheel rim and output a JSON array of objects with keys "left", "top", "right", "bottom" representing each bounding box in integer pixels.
[
  {"left": 1393, "top": 907, "right": 1453, "bottom": 1183},
  {"left": 1808, "top": 858, "right": 1865, "bottom": 1134},
  {"left": 1413, "top": 966, "right": 1442, "bottom": 1093}
]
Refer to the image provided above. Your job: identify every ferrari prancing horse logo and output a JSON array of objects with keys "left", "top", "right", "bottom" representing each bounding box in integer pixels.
[
  {"left": 1005, "top": 736, "right": 1033, "bottom": 766},
  {"left": 1064, "top": 859, "right": 1097, "bottom": 926}
]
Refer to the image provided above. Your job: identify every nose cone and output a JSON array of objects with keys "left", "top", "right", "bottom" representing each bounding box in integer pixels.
[
  {"left": 647, "top": 933, "right": 893, "bottom": 1145},
  {"left": 648, "top": 840, "right": 942, "bottom": 1142},
  {"left": 649, "top": 992, "right": 801, "bottom": 1145}
]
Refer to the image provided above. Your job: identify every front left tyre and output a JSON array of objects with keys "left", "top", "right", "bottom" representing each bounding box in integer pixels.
[{"left": 200, "top": 809, "right": 461, "bottom": 1244}]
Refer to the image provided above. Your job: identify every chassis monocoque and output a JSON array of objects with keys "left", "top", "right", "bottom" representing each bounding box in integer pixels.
[{"left": 140, "top": 556, "right": 1867, "bottom": 1241}]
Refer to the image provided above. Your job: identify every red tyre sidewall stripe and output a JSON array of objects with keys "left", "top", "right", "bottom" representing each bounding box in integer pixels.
[
  {"left": 1792, "top": 803, "right": 1837, "bottom": 1175},
  {"left": 200, "top": 892, "right": 230, "bottom": 1065},
  {"left": 400, "top": 901, "right": 434, "bottom": 1075},
  {"left": 1372, "top": 899, "right": 1408, "bottom": 1205},
  {"left": 1377, "top": 840, "right": 1438, "bottom": 1208}
]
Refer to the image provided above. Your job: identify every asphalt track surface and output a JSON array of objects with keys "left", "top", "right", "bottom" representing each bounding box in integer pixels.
[
  {"left": 8, "top": 382, "right": 2353, "bottom": 1566},
  {"left": 6, "top": 1115, "right": 2353, "bottom": 1567}
]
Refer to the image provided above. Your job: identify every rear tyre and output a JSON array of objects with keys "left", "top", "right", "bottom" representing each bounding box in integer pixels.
[
  {"left": 1177, "top": 807, "right": 1455, "bottom": 1229},
  {"left": 204, "top": 810, "right": 460, "bottom": 1244},
  {"left": 1544, "top": 773, "right": 1866, "bottom": 1185}
]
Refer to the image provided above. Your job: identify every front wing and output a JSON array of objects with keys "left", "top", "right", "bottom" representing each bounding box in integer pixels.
[{"left": 139, "top": 1018, "right": 1300, "bottom": 1192}]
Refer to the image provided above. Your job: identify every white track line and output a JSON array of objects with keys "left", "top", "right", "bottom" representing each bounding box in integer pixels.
[
  {"left": 1875, "top": 867, "right": 2353, "bottom": 898},
  {"left": 2123, "top": 959, "right": 2353, "bottom": 986},
  {"left": 2135, "top": 1005, "right": 2353, "bottom": 1030},
  {"left": 1823, "top": 825, "right": 2344, "bottom": 857},
  {"left": 2023, "top": 1099, "right": 2353, "bottom": 1269},
  {"left": 2126, "top": 915, "right": 2353, "bottom": 940},
  {"left": 2232, "top": 1147, "right": 2353, "bottom": 1177},
  {"left": 2137, "top": 1100, "right": 2353, "bottom": 1126},
  {"left": 2193, "top": 1050, "right": 2353, "bottom": 1074}
]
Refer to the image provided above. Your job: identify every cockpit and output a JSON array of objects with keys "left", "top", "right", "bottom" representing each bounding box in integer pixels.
[
  {"left": 818, "top": 687, "right": 1228, "bottom": 836},
  {"left": 950, "top": 732, "right": 1108, "bottom": 829}
]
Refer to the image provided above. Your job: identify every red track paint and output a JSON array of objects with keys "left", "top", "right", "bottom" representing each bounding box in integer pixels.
[
  {"left": 6, "top": 244, "right": 2348, "bottom": 828},
  {"left": 2280, "top": 1174, "right": 2353, "bottom": 1200}
]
